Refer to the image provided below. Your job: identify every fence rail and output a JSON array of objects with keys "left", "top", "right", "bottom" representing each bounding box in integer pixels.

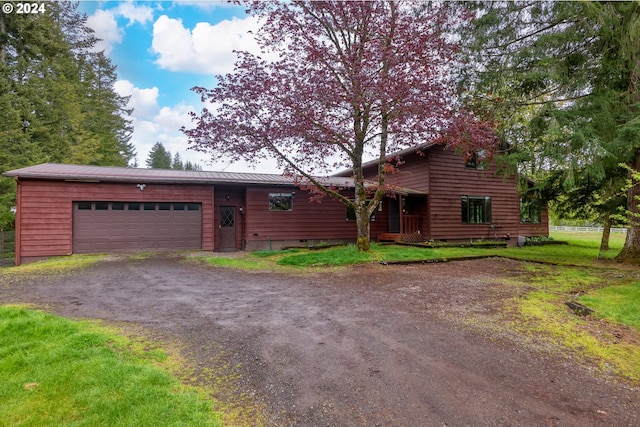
[
  {"left": 0, "top": 229, "right": 15, "bottom": 267},
  {"left": 550, "top": 226, "right": 628, "bottom": 234}
]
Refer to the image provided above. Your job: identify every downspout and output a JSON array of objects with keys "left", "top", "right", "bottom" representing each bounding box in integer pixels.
[{"left": 14, "top": 177, "right": 21, "bottom": 266}]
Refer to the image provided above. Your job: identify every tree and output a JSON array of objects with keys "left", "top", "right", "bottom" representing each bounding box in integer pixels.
[
  {"left": 460, "top": 1, "right": 640, "bottom": 263},
  {"left": 146, "top": 142, "right": 172, "bottom": 169},
  {"left": 0, "top": 2, "right": 134, "bottom": 229},
  {"left": 184, "top": 160, "right": 202, "bottom": 171},
  {"left": 79, "top": 51, "right": 135, "bottom": 166},
  {"left": 184, "top": 0, "right": 495, "bottom": 251},
  {"left": 171, "top": 152, "right": 184, "bottom": 170}
]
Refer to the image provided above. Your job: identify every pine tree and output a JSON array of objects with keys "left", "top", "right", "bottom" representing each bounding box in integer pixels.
[
  {"left": 460, "top": 1, "right": 640, "bottom": 263},
  {"left": 0, "top": 3, "right": 134, "bottom": 229},
  {"left": 146, "top": 142, "right": 172, "bottom": 169},
  {"left": 171, "top": 152, "right": 184, "bottom": 170}
]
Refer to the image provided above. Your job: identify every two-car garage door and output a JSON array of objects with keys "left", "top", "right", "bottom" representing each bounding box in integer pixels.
[{"left": 73, "top": 201, "right": 202, "bottom": 253}]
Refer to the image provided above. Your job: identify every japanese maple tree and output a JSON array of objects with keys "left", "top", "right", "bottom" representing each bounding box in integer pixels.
[{"left": 183, "top": 0, "right": 495, "bottom": 251}]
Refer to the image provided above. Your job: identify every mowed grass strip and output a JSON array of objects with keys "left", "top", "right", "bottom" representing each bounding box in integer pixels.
[
  {"left": 580, "top": 284, "right": 640, "bottom": 330},
  {"left": 273, "top": 231, "right": 626, "bottom": 267},
  {"left": 0, "top": 306, "right": 222, "bottom": 427}
]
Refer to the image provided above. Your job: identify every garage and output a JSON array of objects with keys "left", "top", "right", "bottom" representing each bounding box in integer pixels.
[{"left": 73, "top": 201, "right": 202, "bottom": 253}]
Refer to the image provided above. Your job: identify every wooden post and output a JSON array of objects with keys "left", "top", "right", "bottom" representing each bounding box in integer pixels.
[{"left": 399, "top": 194, "right": 404, "bottom": 235}]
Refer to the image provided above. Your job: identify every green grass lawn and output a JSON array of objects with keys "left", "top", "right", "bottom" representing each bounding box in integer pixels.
[
  {"left": 0, "top": 306, "right": 222, "bottom": 427},
  {"left": 258, "top": 230, "right": 626, "bottom": 268},
  {"left": 580, "top": 284, "right": 640, "bottom": 330}
]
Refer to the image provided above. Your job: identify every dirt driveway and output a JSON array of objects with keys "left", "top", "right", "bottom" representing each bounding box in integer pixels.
[{"left": 1, "top": 254, "right": 638, "bottom": 426}]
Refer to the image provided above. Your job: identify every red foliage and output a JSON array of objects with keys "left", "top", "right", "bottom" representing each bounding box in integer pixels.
[
  {"left": 181, "top": 1, "right": 498, "bottom": 247},
  {"left": 182, "top": 1, "right": 492, "bottom": 175}
]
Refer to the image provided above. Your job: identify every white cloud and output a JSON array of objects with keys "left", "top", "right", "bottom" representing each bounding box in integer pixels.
[
  {"left": 87, "top": 9, "right": 122, "bottom": 54},
  {"left": 151, "top": 14, "right": 265, "bottom": 75},
  {"left": 114, "top": 80, "right": 160, "bottom": 119},
  {"left": 86, "top": 4, "right": 155, "bottom": 54},
  {"left": 117, "top": 80, "right": 282, "bottom": 173},
  {"left": 113, "top": 81, "right": 212, "bottom": 169},
  {"left": 172, "top": 0, "right": 239, "bottom": 11},
  {"left": 115, "top": 3, "right": 154, "bottom": 26}
]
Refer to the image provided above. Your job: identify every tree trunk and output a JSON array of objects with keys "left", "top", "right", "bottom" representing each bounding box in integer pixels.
[
  {"left": 356, "top": 205, "right": 371, "bottom": 252},
  {"left": 599, "top": 212, "right": 611, "bottom": 254},
  {"left": 616, "top": 150, "right": 640, "bottom": 263}
]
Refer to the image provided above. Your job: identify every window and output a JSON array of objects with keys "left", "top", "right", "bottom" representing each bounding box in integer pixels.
[
  {"left": 187, "top": 203, "right": 200, "bottom": 211},
  {"left": 465, "top": 150, "right": 486, "bottom": 170},
  {"left": 520, "top": 199, "right": 541, "bottom": 224},
  {"left": 158, "top": 203, "right": 171, "bottom": 211},
  {"left": 461, "top": 196, "right": 492, "bottom": 224},
  {"left": 173, "top": 203, "right": 185, "bottom": 211},
  {"left": 269, "top": 193, "right": 293, "bottom": 211},
  {"left": 144, "top": 203, "right": 156, "bottom": 211},
  {"left": 77, "top": 202, "right": 92, "bottom": 210},
  {"left": 95, "top": 202, "right": 109, "bottom": 210},
  {"left": 128, "top": 203, "right": 140, "bottom": 210},
  {"left": 111, "top": 202, "right": 125, "bottom": 210}
]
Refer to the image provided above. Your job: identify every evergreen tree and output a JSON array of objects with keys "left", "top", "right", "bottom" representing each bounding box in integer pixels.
[
  {"left": 0, "top": 2, "right": 134, "bottom": 229},
  {"left": 461, "top": 1, "right": 640, "bottom": 263},
  {"left": 171, "top": 152, "right": 184, "bottom": 170},
  {"left": 146, "top": 142, "right": 172, "bottom": 169},
  {"left": 184, "top": 160, "right": 202, "bottom": 171}
]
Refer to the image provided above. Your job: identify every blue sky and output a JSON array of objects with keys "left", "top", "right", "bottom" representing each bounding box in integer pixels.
[{"left": 78, "top": 1, "right": 282, "bottom": 173}]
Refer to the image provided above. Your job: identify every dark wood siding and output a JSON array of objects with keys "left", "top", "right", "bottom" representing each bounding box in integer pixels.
[
  {"left": 15, "top": 180, "right": 214, "bottom": 264},
  {"left": 376, "top": 152, "right": 430, "bottom": 194},
  {"left": 428, "top": 148, "right": 522, "bottom": 241},
  {"left": 244, "top": 186, "right": 388, "bottom": 247},
  {"left": 359, "top": 146, "right": 548, "bottom": 241},
  {"left": 518, "top": 211, "right": 550, "bottom": 237}
]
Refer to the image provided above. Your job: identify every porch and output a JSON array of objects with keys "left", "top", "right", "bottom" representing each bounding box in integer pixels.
[{"left": 378, "top": 214, "right": 425, "bottom": 243}]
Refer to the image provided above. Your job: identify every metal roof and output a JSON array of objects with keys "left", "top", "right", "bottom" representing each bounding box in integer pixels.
[
  {"left": 2, "top": 163, "right": 356, "bottom": 188},
  {"left": 3, "top": 163, "right": 427, "bottom": 195}
]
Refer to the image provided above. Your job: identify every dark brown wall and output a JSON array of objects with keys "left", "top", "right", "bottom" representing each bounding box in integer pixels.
[
  {"left": 359, "top": 146, "right": 548, "bottom": 241},
  {"left": 244, "top": 186, "right": 388, "bottom": 247},
  {"left": 427, "top": 148, "right": 548, "bottom": 241},
  {"left": 15, "top": 180, "right": 214, "bottom": 264}
]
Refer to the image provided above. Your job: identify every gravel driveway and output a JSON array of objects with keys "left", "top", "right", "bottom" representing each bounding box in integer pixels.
[{"left": 1, "top": 254, "right": 638, "bottom": 426}]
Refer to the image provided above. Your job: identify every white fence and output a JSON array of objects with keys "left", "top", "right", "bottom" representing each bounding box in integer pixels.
[{"left": 550, "top": 226, "right": 628, "bottom": 234}]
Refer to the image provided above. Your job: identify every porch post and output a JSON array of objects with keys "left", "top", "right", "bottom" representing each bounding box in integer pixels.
[{"left": 399, "top": 194, "right": 404, "bottom": 235}]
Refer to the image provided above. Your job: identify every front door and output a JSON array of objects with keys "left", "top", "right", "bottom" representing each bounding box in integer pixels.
[
  {"left": 219, "top": 206, "right": 236, "bottom": 251},
  {"left": 388, "top": 198, "right": 400, "bottom": 233}
]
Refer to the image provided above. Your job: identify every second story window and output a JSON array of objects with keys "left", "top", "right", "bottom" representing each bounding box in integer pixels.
[{"left": 465, "top": 150, "right": 487, "bottom": 170}]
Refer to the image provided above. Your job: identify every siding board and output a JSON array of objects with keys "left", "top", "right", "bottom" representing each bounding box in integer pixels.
[
  {"left": 16, "top": 180, "right": 215, "bottom": 263},
  {"left": 245, "top": 186, "right": 367, "bottom": 248},
  {"left": 359, "top": 146, "right": 548, "bottom": 242}
]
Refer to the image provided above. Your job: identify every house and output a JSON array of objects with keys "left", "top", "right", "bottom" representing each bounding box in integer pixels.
[
  {"left": 3, "top": 144, "right": 547, "bottom": 265},
  {"left": 336, "top": 143, "right": 548, "bottom": 243}
]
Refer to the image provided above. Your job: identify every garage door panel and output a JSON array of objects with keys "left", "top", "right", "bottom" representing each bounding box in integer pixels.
[{"left": 73, "top": 202, "right": 202, "bottom": 253}]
